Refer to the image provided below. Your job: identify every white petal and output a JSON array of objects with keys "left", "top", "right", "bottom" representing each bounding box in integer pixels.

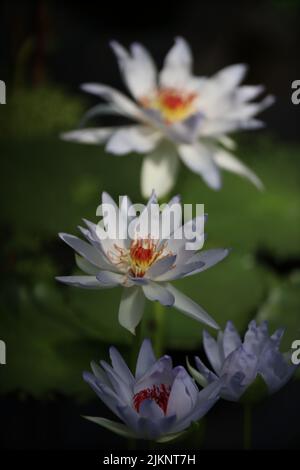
[
  {"left": 118, "top": 287, "right": 145, "bottom": 334},
  {"left": 79, "top": 103, "right": 120, "bottom": 127},
  {"left": 135, "top": 339, "right": 156, "bottom": 379},
  {"left": 59, "top": 232, "right": 106, "bottom": 268},
  {"left": 166, "top": 284, "right": 219, "bottom": 329},
  {"left": 146, "top": 255, "right": 177, "bottom": 280},
  {"left": 203, "top": 330, "right": 223, "bottom": 375},
  {"left": 141, "top": 145, "right": 179, "bottom": 198},
  {"left": 223, "top": 321, "right": 242, "bottom": 358},
  {"left": 100, "top": 360, "right": 132, "bottom": 404},
  {"left": 178, "top": 142, "right": 221, "bottom": 190},
  {"left": 106, "top": 126, "right": 161, "bottom": 155},
  {"left": 96, "top": 271, "right": 124, "bottom": 286},
  {"left": 166, "top": 367, "right": 196, "bottom": 419},
  {"left": 109, "top": 346, "right": 134, "bottom": 386},
  {"left": 111, "top": 41, "right": 157, "bottom": 100},
  {"left": 56, "top": 275, "right": 105, "bottom": 289},
  {"left": 75, "top": 254, "right": 99, "bottom": 275},
  {"left": 212, "top": 64, "right": 248, "bottom": 91},
  {"left": 81, "top": 83, "right": 144, "bottom": 120},
  {"left": 101, "top": 191, "right": 118, "bottom": 210},
  {"left": 199, "top": 118, "right": 246, "bottom": 137},
  {"left": 183, "top": 248, "right": 230, "bottom": 277},
  {"left": 159, "top": 194, "right": 183, "bottom": 240},
  {"left": 142, "top": 282, "right": 175, "bottom": 306},
  {"left": 160, "top": 37, "right": 193, "bottom": 89},
  {"left": 228, "top": 95, "right": 275, "bottom": 120},
  {"left": 217, "top": 135, "right": 237, "bottom": 150},
  {"left": 139, "top": 399, "right": 164, "bottom": 419},
  {"left": 213, "top": 149, "right": 263, "bottom": 189},
  {"left": 99, "top": 192, "right": 130, "bottom": 250},
  {"left": 235, "top": 85, "right": 265, "bottom": 102},
  {"left": 61, "top": 127, "right": 114, "bottom": 144}
]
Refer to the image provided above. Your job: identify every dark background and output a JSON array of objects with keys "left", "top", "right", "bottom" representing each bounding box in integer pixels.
[{"left": 0, "top": 0, "right": 300, "bottom": 450}]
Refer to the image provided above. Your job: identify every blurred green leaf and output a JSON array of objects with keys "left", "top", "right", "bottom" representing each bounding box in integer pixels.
[
  {"left": 0, "top": 85, "right": 85, "bottom": 138},
  {"left": 256, "top": 272, "right": 300, "bottom": 351},
  {"left": 180, "top": 136, "right": 300, "bottom": 258}
]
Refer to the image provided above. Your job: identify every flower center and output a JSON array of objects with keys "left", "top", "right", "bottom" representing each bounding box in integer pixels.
[
  {"left": 133, "top": 384, "right": 171, "bottom": 414},
  {"left": 141, "top": 87, "right": 197, "bottom": 124},
  {"left": 108, "top": 238, "right": 173, "bottom": 278},
  {"left": 129, "top": 238, "right": 162, "bottom": 277}
]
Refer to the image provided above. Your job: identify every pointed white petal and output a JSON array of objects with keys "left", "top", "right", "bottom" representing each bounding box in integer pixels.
[
  {"left": 146, "top": 255, "right": 177, "bottom": 280},
  {"left": 203, "top": 330, "right": 223, "bottom": 374},
  {"left": 59, "top": 232, "right": 106, "bottom": 268},
  {"left": 227, "top": 95, "right": 275, "bottom": 120},
  {"left": 106, "top": 126, "right": 161, "bottom": 155},
  {"left": 217, "top": 135, "right": 237, "bottom": 150},
  {"left": 184, "top": 249, "right": 230, "bottom": 277},
  {"left": 223, "top": 321, "right": 242, "bottom": 358},
  {"left": 111, "top": 41, "right": 157, "bottom": 100},
  {"left": 235, "top": 85, "right": 265, "bottom": 102},
  {"left": 141, "top": 146, "right": 179, "bottom": 198},
  {"left": 75, "top": 254, "right": 99, "bottom": 275},
  {"left": 81, "top": 83, "right": 144, "bottom": 120},
  {"left": 166, "top": 284, "right": 219, "bottom": 329},
  {"left": 135, "top": 339, "right": 156, "bottom": 379},
  {"left": 167, "top": 366, "right": 198, "bottom": 419},
  {"left": 160, "top": 37, "right": 193, "bottom": 89},
  {"left": 213, "top": 149, "right": 263, "bottom": 189},
  {"left": 109, "top": 346, "right": 134, "bottom": 385},
  {"left": 212, "top": 64, "right": 248, "bottom": 91},
  {"left": 142, "top": 282, "right": 175, "bottom": 306},
  {"left": 118, "top": 287, "right": 145, "bottom": 334},
  {"left": 178, "top": 143, "right": 221, "bottom": 190},
  {"left": 96, "top": 271, "right": 124, "bottom": 286},
  {"left": 79, "top": 103, "right": 120, "bottom": 127},
  {"left": 56, "top": 275, "right": 105, "bottom": 289},
  {"left": 61, "top": 127, "right": 114, "bottom": 144}
]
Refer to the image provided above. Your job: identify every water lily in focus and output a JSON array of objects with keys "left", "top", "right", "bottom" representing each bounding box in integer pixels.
[
  {"left": 189, "top": 320, "right": 296, "bottom": 402},
  {"left": 62, "top": 37, "right": 274, "bottom": 197},
  {"left": 83, "top": 339, "right": 222, "bottom": 441},
  {"left": 56, "top": 191, "right": 229, "bottom": 334}
]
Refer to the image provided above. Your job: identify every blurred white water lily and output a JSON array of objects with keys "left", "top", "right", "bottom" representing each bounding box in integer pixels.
[
  {"left": 62, "top": 37, "right": 274, "bottom": 197},
  {"left": 56, "top": 191, "right": 229, "bottom": 334},
  {"left": 83, "top": 339, "right": 222, "bottom": 441}
]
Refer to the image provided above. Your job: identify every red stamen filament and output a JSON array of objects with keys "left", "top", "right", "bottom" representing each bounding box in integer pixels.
[
  {"left": 129, "top": 238, "right": 166, "bottom": 278},
  {"left": 133, "top": 384, "right": 171, "bottom": 415},
  {"left": 158, "top": 88, "right": 196, "bottom": 111}
]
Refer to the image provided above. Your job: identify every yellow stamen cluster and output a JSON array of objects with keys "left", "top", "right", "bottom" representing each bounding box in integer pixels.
[
  {"left": 141, "top": 87, "right": 197, "bottom": 123},
  {"left": 108, "top": 238, "right": 172, "bottom": 278}
]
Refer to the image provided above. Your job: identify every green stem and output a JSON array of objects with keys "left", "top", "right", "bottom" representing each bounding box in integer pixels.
[
  {"left": 153, "top": 302, "right": 165, "bottom": 357},
  {"left": 130, "top": 322, "right": 142, "bottom": 373},
  {"left": 243, "top": 403, "right": 252, "bottom": 450},
  {"left": 128, "top": 323, "right": 143, "bottom": 451}
]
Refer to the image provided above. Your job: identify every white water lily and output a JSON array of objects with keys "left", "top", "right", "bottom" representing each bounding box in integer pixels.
[
  {"left": 62, "top": 37, "right": 274, "bottom": 198},
  {"left": 56, "top": 191, "right": 229, "bottom": 334},
  {"left": 83, "top": 339, "right": 222, "bottom": 441},
  {"left": 189, "top": 320, "right": 297, "bottom": 402}
]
